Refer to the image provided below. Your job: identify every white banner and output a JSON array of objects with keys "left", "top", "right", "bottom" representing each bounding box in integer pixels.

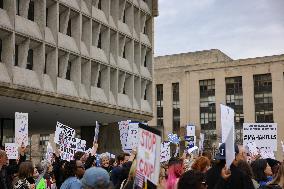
[
  {"left": 118, "top": 120, "right": 131, "bottom": 152},
  {"left": 54, "top": 122, "right": 75, "bottom": 144},
  {"left": 46, "top": 142, "right": 54, "bottom": 162},
  {"left": 15, "top": 112, "right": 29, "bottom": 147},
  {"left": 160, "top": 141, "right": 170, "bottom": 162},
  {"left": 243, "top": 123, "right": 277, "bottom": 151},
  {"left": 5, "top": 143, "right": 18, "bottom": 159},
  {"left": 221, "top": 104, "right": 235, "bottom": 166},
  {"left": 94, "top": 121, "right": 100, "bottom": 143},
  {"left": 136, "top": 126, "right": 161, "bottom": 185},
  {"left": 125, "top": 122, "right": 139, "bottom": 150},
  {"left": 186, "top": 124, "right": 195, "bottom": 136}
]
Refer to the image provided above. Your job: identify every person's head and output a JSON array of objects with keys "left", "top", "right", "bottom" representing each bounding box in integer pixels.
[
  {"left": 201, "top": 151, "right": 212, "bottom": 162},
  {"left": 178, "top": 170, "right": 207, "bottom": 189},
  {"left": 75, "top": 160, "right": 85, "bottom": 179},
  {"left": 266, "top": 158, "right": 281, "bottom": 176},
  {"left": 100, "top": 153, "right": 110, "bottom": 168},
  {"left": 109, "top": 158, "right": 116, "bottom": 167},
  {"left": 0, "top": 150, "right": 8, "bottom": 167},
  {"left": 235, "top": 145, "right": 247, "bottom": 162},
  {"left": 74, "top": 151, "right": 85, "bottom": 161},
  {"left": 167, "top": 158, "right": 184, "bottom": 189},
  {"left": 63, "top": 160, "right": 77, "bottom": 179},
  {"left": 116, "top": 153, "right": 130, "bottom": 166},
  {"left": 121, "top": 161, "right": 132, "bottom": 181},
  {"left": 237, "top": 160, "right": 253, "bottom": 179},
  {"left": 251, "top": 159, "right": 272, "bottom": 182},
  {"left": 215, "top": 143, "right": 244, "bottom": 163},
  {"left": 18, "top": 161, "right": 34, "bottom": 179},
  {"left": 270, "top": 163, "right": 284, "bottom": 188},
  {"left": 81, "top": 167, "right": 112, "bottom": 189},
  {"left": 191, "top": 156, "right": 210, "bottom": 173}
]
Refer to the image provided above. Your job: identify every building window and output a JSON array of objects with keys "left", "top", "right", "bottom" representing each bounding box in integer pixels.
[
  {"left": 172, "top": 83, "right": 180, "bottom": 134},
  {"left": 98, "top": 0, "right": 101, "bottom": 10},
  {"left": 143, "top": 55, "right": 147, "bottom": 67},
  {"left": 144, "top": 88, "right": 147, "bottom": 100},
  {"left": 97, "top": 70, "right": 101, "bottom": 88},
  {"left": 122, "top": 46, "right": 126, "bottom": 59},
  {"left": 44, "top": 54, "right": 47, "bottom": 74},
  {"left": 0, "top": 39, "right": 2, "bottom": 62},
  {"left": 156, "top": 84, "right": 163, "bottom": 127},
  {"left": 67, "top": 19, "right": 72, "bottom": 36},
  {"left": 39, "top": 134, "right": 50, "bottom": 159},
  {"left": 66, "top": 61, "right": 71, "bottom": 80},
  {"left": 28, "top": 0, "right": 34, "bottom": 21},
  {"left": 46, "top": 8, "right": 48, "bottom": 26},
  {"left": 200, "top": 79, "right": 216, "bottom": 148},
  {"left": 3, "top": 136, "right": 14, "bottom": 143},
  {"left": 26, "top": 49, "right": 33, "bottom": 70},
  {"left": 254, "top": 74, "right": 273, "bottom": 123},
  {"left": 15, "top": 45, "right": 18, "bottom": 66},
  {"left": 16, "top": 0, "right": 20, "bottom": 15},
  {"left": 0, "top": 0, "right": 3, "bottom": 9},
  {"left": 225, "top": 77, "right": 244, "bottom": 144},
  {"left": 97, "top": 33, "right": 102, "bottom": 49}
]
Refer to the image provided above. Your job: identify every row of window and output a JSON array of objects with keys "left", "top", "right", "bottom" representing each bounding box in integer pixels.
[{"left": 156, "top": 74, "right": 275, "bottom": 144}]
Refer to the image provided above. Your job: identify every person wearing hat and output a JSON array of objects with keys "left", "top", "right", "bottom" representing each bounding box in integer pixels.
[
  {"left": 80, "top": 167, "right": 113, "bottom": 189},
  {"left": 206, "top": 143, "right": 255, "bottom": 189}
]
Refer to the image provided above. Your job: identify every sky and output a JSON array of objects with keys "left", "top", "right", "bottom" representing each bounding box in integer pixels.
[{"left": 154, "top": 0, "right": 284, "bottom": 59}]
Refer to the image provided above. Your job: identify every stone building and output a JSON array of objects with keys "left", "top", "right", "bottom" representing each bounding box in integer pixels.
[
  {"left": 149, "top": 49, "right": 284, "bottom": 159},
  {"left": 0, "top": 0, "right": 158, "bottom": 162}
]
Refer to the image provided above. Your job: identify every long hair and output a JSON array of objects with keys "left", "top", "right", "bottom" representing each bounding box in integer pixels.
[
  {"left": 18, "top": 161, "right": 34, "bottom": 179},
  {"left": 251, "top": 159, "right": 268, "bottom": 182},
  {"left": 237, "top": 160, "right": 253, "bottom": 179},
  {"left": 166, "top": 158, "right": 184, "bottom": 189},
  {"left": 269, "top": 163, "right": 284, "bottom": 188},
  {"left": 191, "top": 156, "right": 210, "bottom": 173}
]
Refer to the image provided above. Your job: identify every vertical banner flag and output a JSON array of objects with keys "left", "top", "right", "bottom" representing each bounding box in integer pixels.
[
  {"left": 220, "top": 104, "right": 235, "bottom": 167},
  {"left": 15, "top": 112, "right": 29, "bottom": 147},
  {"left": 243, "top": 123, "right": 277, "bottom": 151},
  {"left": 94, "top": 121, "right": 100, "bottom": 143},
  {"left": 186, "top": 124, "right": 195, "bottom": 136},
  {"left": 5, "top": 143, "right": 18, "bottom": 159},
  {"left": 136, "top": 123, "right": 161, "bottom": 186}
]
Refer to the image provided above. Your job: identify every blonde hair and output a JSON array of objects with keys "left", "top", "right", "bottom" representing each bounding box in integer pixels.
[
  {"left": 128, "top": 159, "right": 137, "bottom": 180},
  {"left": 269, "top": 163, "right": 284, "bottom": 188}
]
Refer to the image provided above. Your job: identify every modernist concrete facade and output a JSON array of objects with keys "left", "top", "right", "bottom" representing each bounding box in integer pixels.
[
  {"left": 149, "top": 49, "right": 284, "bottom": 159},
  {"left": 0, "top": 0, "right": 158, "bottom": 162}
]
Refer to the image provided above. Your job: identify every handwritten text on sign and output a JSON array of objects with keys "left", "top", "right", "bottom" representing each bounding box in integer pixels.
[
  {"left": 243, "top": 123, "right": 277, "bottom": 151},
  {"left": 15, "top": 112, "right": 28, "bottom": 147},
  {"left": 137, "top": 128, "right": 161, "bottom": 185}
]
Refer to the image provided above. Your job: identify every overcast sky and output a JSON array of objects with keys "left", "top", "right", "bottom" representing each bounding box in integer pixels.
[{"left": 154, "top": 0, "right": 284, "bottom": 59}]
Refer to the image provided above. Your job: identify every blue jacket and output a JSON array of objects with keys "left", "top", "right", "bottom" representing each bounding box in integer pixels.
[{"left": 60, "top": 177, "right": 82, "bottom": 189}]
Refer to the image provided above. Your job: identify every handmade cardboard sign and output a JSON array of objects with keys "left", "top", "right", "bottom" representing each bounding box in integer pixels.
[
  {"left": 15, "top": 112, "right": 29, "bottom": 147},
  {"left": 5, "top": 143, "right": 18, "bottom": 159}
]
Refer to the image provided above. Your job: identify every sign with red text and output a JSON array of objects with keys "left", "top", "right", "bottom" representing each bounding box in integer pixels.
[
  {"left": 136, "top": 124, "right": 161, "bottom": 186},
  {"left": 5, "top": 143, "right": 18, "bottom": 159}
]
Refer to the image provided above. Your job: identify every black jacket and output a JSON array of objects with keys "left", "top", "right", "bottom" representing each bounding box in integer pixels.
[{"left": 213, "top": 163, "right": 255, "bottom": 189}]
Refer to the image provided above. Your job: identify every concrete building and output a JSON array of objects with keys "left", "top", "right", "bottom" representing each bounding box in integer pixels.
[
  {"left": 0, "top": 0, "right": 158, "bottom": 162},
  {"left": 149, "top": 49, "right": 284, "bottom": 159}
]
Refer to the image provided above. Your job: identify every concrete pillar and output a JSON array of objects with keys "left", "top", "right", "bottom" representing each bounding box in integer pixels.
[
  {"left": 31, "top": 134, "right": 41, "bottom": 164},
  {"left": 188, "top": 72, "right": 200, "bottom": 132},
  {"left": 163, "top": 82, "right": 172, "bottom": 137},
  {"left": 271, "top": 63, "right": 284, "bottom": 160},
  {"left": 242, "top": 70, "right": 255, "bottom": 122}
]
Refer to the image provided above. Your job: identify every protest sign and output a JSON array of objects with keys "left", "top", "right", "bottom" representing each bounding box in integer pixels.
[
  {"left": 168, "top": 133, "right": 180, "bottom": 144},
  {"left": 54, "top": 122, "right": 75, "bottom": 144},
  {"left": 186, "top": 124, "right": 195, "bottom": 136},
  {"left": 15, "top": 112, "right": 28, "bottom": 147},
  {"left": 60, "top": 137, "right": 77, "bottom": 161},
  {"left": 94, "top": 121, "right": 100, "bottom": 143},
  {"left": 160, "top": 141, "right": 170, "bottom": 162},
  {"left": 76, "top": 138, "right": 86, "bottom": 152},
  {"left": 187, "top": 146, "right": 198, "bottom": 154},
  {"left": 220, "top": 104, "right": 235, "bottom": 166},
  {"left": 118, "top": 120, "right": 131, "bottom": 151},
  {"left": 185, "top": 136, "right": 195, "bottom": 149},
  {"left": 136, "top": 124, "right": 161, "bottom": 186},
  {"left": 259, "top": 148, "right": 275, "bottom": 159},
  {"left": 243, "top": 123, "right": 277, "bottom": 151},
  {"left": 125, "top": 122, "right": 139, "bottom": 150},
  {"left": 281, "top": 141, "right": 284, "bottom": 153},
  {"left": 246, "top": 141, "right": 259, "bottom": 156},
  {"left": 199, "top": 133, "right": 205, "bottom": 152},
  {"left": 46, "top": 142, "right": 53, "bottom": 162},
  {"left": 221, "top": 104, "right": 235, "bottom": 143},
  {"left": 5, "top": 143, "right": 18, "bottom": 159}
]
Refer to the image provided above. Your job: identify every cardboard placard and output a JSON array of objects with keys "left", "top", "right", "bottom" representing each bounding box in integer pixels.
[
  {"left": 160, "top": 141, "right": 170, "bottom": 162},
  {"left": 5, "top": 143, "right": 18, "bottom": 159},
  {"left": 54, "top": 122, "right": 75, "bottom": 144},
  {"left": 15, "top": 112, "right": 29, "bottom": 147}
]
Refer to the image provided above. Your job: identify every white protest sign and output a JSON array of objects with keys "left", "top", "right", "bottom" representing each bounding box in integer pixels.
[
  {"left": 5, "top": 143, "right": 18, "bottom": 159},
  {"left": 160, "top": 141, "right": 170, "bottom": 163},
  {"left": 15, "top": 112, "right": 29, "bottom": 147},
  {"left": 246, "top": 141, "right": 259, "bottom": 156},
  {"left": 186, "top": 124, "right": 195, "bottom": 136},
  {"left": 60, "top": 137, "right": 77, "bottom": 161},
  {"left": 221, "top": 104, "right": 235, "bottom": 143},
  {"left": 220, "top": 104, "right": 235, "bottom": 166},
  {"left": 54, "top": 122, "right": 75, "bottom": 144},
  {"left": 199, "top": 133, "right": 205, "bottom": 152},
  {"left": 281, "top": 141, "right": 284, "bottom": 153},
  {"left": 75, "top": 138, "right": 86, "bottom": 152},
  {"left": 94, "top": 121, "right": 100, "bottom": 143},
  {"left": 125, "top": 122, "right": 139, "bottom": 150},
  {"left": 243, "top": 123, "right": 277, "bottom": 151},
  {"left": 46, "top": 142, "right": 54, "bottom": 162},
  {"left": 136, "top": 125, "right": 161, "bottom": 185},
  {"left": 118, "top": 120, "right": 131, "bottom": 152},
  {"left": 187, "top": 146, "right": 198, "bottom": 154},
  {"left": 259, "top": 148, "right": 275, "bottom": 159}
]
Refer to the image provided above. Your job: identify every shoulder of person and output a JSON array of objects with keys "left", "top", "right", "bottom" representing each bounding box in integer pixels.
[{"left": 259, "top": 184, "right": 282, "bottom": 189}]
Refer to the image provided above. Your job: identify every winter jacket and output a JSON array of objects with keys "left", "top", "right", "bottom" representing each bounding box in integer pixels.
[{"left": 60, "top": 177, "right": 82, "bottom": 189}]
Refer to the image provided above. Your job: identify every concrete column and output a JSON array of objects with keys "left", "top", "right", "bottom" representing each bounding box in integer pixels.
[
  {"left": 163, "top": 82, "right": 172, "bottom": 137},
  {"left": 188, "top": 72, "right": 200, "bottom": 132},
  {"left": 215, "top": 71, "right": 226, "bottom": 141},
  {"left": 31, "top": 134, "right": 41, "bottom": 164},
  {"left": 271, "top": 63, "right": 284, "bottom": 160},
  {"left": 242, "top": 70, "right": 255, "bottom": 122},
  {"left": 180, "top": 73, "right": 187, "bottom": 128}
]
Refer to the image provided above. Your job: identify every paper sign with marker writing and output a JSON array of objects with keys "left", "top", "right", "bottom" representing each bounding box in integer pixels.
[
  {"left": 246, "top": 141, "right": 259, "bottom": 156},
  {"left": 243, "top": 123, "right": 277, "bottom": 151},
  {"left": 5, "top": 143, "right": 18, "bottom": 159},
  {"left": 15, "top": 112, "right": 29, "bottom": 147},
  {"left": 125, "top": 122, "right": 139, "bottom": 150},
  {"left": 160, "top": 141, "right": 170, "bottom": 162},
  {"left": 54, "top": 122, "right": 75, "bottom": 144},
  {"left": 259, "top": 148, "right": 275, "bottom": 159},
  {"left": 118, "top": 120, "right": 131, "bottom": 151},
  {"left": 187, "top": 146, "right": 198, "bottom": 154},
  {"left": 186, "top": 125, "right": 195, "bottom": 136},
  {"left": 94, "top": 121, "right": 100, "bottom": 143}
]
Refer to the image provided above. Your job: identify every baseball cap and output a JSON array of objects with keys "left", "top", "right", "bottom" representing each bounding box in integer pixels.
[
  {"left": 81, "top": 167, "right": 110, "bottom": 188},
  {"left": 215, "top": 143, "right": 239, "bottom": 160}
]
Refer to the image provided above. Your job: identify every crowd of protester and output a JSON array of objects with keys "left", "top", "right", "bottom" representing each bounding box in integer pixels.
[{"left": 1, "top": 142, "right": 284, "bottom": 189}]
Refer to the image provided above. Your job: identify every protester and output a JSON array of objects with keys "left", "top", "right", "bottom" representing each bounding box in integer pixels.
[
  {"left": 0, "top": 150, "right": 13, "bottom": 189},
  {"left": 60, "top": 160, "right": 82, "bottom": 189},
  {"left": 99, "top": 153, "right": 112, "bottom": 173},
  {"left": 191, "top": 156, "right": 210, "bottom": 173},
  {"left": 251, "top": 159, "right": 273, "bottom": 187},
  {"left": 14, "top": 161, "right": 35, "bottom": 189},
  {"left": 80, "top": 167, "right": 113, "bottom": 189},
  {"left": 237, "top": 160, "right": 259, "bottom": 189},
  {"left": 111, "top": 153, "right": 130, "bottom": 187},
  {"left": 207, "top": 143, "right": 255, "bottom": 189},
  {"left": 266, "top": 162, "right": 284, "bottom": 189},
  {"left": 120, "top": 159, "right": 136, "bottom": 189},
  {"left": 166, "top": 157, "right": 184, "bottom": 189},
  {"left": 266, "top": 158, "right": 281, "bottom": 177},
  {"left": 158, "top": 166, "right": 167, "bottom": 189},
  {"left": 178, "top": 170, "right": 207, "bottom": 189}
]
